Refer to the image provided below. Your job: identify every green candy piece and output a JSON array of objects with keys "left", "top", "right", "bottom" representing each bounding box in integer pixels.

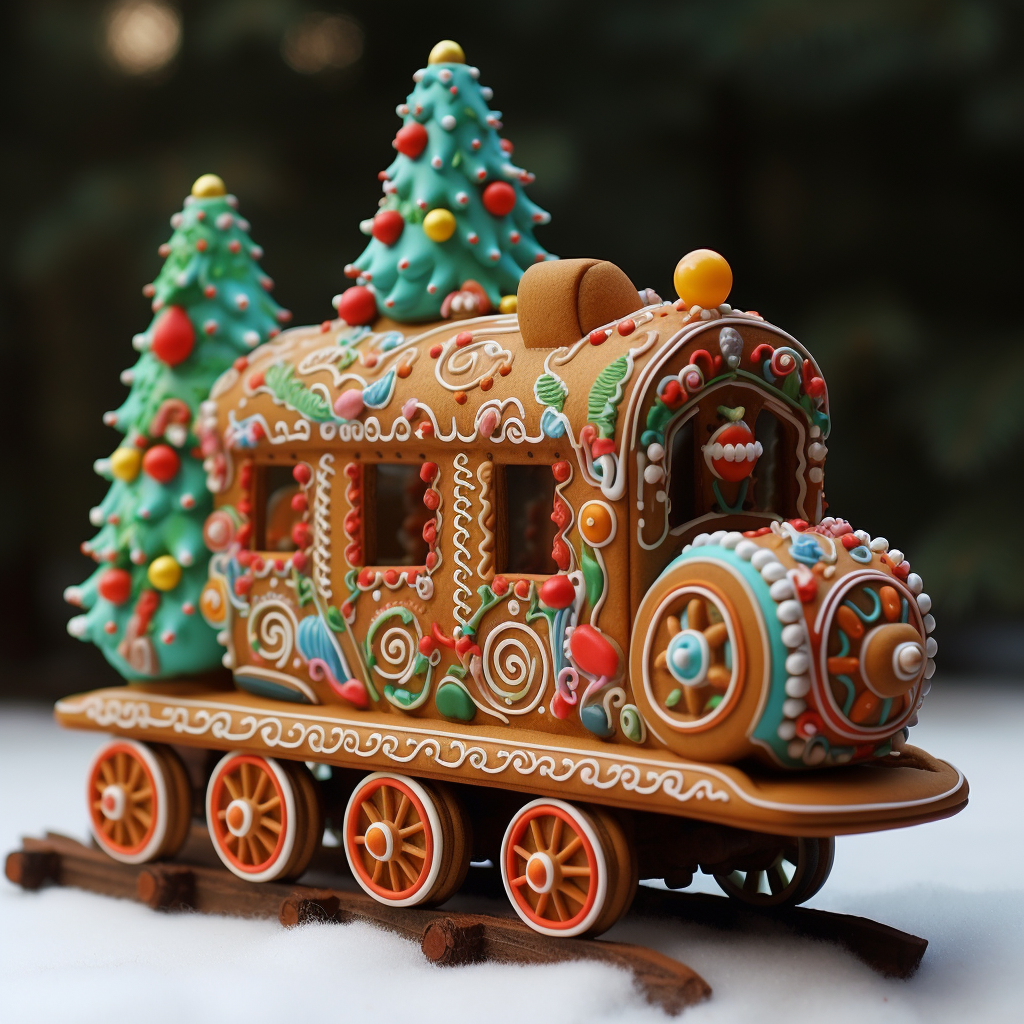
[
  {"left": 666, "top": 688, "right": 683, "bottom": 709},
  {"left": 436, "top": 682, "right": 476, "bottom": 722}
]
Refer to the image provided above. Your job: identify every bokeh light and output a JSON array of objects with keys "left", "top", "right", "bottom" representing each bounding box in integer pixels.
[
  {"left": 104, "top": 1, "right": 181, "bottom": 76},
  {"left": 281, "top": 12, "right": 363, "bottom": 74}
]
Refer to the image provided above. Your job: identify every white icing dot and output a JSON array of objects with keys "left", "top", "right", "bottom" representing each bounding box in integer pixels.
[
  {"left": 751, "top": 549, "right": 777, "bottom": 571},
  {"left": 372, "top": 589, "right": 382, "bottom": 602},
  {"left": 440, "top": 114, "right": 456, "bottom": 131},
  {"left": 785, "top": 651, "right": 809, "bottom": 676},
  {"left": 785, "top": 675, "right": 811, "bottom": 698},
  {"left": 769, "top": 579, "right": 795, "bottom": 601}
]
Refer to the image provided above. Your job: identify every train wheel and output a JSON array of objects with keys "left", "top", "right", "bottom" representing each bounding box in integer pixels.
[
  {"left": 343, "top": 772, "right": 469, "bottom": 908},
  {"left": 88, "top": 740, "right": 192, "bottom": 865},
  {"left": 500, "top": 799, "right": 636, "bottom": 938},
  {"left": 715, "top": 836, "right": 835, "bottom": 908},
  {"left": 206, "top": 753, "right": 322, "bottom": 883}
]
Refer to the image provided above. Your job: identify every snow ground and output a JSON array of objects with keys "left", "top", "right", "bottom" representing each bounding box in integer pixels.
[{"left": 1, "top": 683, "right": 1021, "bottom": 1023}]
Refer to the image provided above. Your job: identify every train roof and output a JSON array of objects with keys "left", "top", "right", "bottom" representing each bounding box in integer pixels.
[{"left": 203, "top": 262, "right": 831, "bottom": 475}]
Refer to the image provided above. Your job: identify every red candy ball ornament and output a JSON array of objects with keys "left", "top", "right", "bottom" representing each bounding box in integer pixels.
[
  {"left": 372, "top": 210, "right": 405, "bottom": 246},
  {"left": 482, "top": 181, "right": 516, "bottom": 217},
  {"left": 98, "top": 568, "right": 132, "bottom": 605},
  {"left": 394, "top": 122, "right": 428, "bottom": 159},
  {"left": 142, "top": 444, "right": 181, "bottom": 483},
  {"left": 151, "top": 306, "right": 195, "bottom": 366},
  {"left": 336, "top": 286, "right": 377, "bottom": 326}
]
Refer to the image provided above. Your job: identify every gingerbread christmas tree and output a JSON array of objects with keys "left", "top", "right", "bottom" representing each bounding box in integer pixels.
[
  {"left": 65, "top": 174, "right": 290, "bottom": 680},
  {"left": 336, "top": 40, "right": 555, "bottom": 325}
]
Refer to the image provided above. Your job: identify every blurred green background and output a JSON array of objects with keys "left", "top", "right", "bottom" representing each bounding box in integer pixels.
[{"left": 4, "top": 0, "right": 1022, "bottom": 699}]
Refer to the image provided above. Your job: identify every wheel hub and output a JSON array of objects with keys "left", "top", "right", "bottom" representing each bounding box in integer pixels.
[
  {"left": 525, "top": 851, "right": 555, "bottom": 894},
  {"left": 364, "top": 821, "right": 396, "bottom": 862},
  {"left": 225, "top": 798, "right": 255, "bottom": 838},
  {"left": 100, "top": 784, "right": 126, "bottom": 821}
]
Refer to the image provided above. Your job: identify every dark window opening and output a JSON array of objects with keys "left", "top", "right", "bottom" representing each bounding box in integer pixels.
[
  {"left": 365, "top": 464, "right": 430, "bottom": 566},
  {"left": 753, "top": 411, "right": 797, "bottom": 517},
  {"left": 255, "top": 464, "right": 303, "bottom": 551},
  {"left": 667, "top": 417, "right": 697, "bottom": 530},
  {"left": 501, "top": 464, "right": 558, "bottom": 575}
]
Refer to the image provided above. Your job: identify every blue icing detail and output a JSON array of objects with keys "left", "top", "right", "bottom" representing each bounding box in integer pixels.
[
  {"left": 296, "top": 614, "right": 346, "bottom": 682},
  {"left": 663, "top": 544, "right": 794, "bottom": 767},
  {"left": 790, "top": 534, "right": 823, "bottom": 566},
  {"left": 666, "top": 631, "right": 707, "bottom": 683},
  {"left": 849, "top": 545, "right": 872, "bottom": 563},
  {"left": 362, "top": 368, "right": 397, "bottom": 409},
  {"left": 378, "top": 331, "right": 404, "bottom": 352},
  {"left": 580, "top": 703, "right": 613, "bottom": 738},
  {"left": 540, "top": 406, "right": 566, "bottom": 438}
]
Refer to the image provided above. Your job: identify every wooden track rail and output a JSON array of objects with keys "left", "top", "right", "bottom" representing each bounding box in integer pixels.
[{"left": 5, "top": 827, "right": 928, "bottom": 1014}]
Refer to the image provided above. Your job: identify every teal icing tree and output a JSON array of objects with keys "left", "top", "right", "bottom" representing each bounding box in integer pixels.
[
  {"left": 336, "top": 39, "right": 555, "bottom": 326},
  {"left": 65, "top": 174, "right": 291, "bottom": 680}
]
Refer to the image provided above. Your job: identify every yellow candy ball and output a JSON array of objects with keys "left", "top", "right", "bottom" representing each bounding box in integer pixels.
[
  {"left": 191, "top": 173, "right": 226, "bottom": 198},
  {"left": 148, "top": 555, "right": 182, "bottom": 592},
  {"left": 499, "top": 295, "right": 518, "bottom": 314},
  {"left": 423, "top": 208, "right": 457, "bottom": 243},
  {"left": 673, "top": 249, "right": 733, "bottom": 309},
  {"left": 110, "top": 447, "right": 142, "bottom": 482},
  {"left": 428, "top": 40, "right": 465, "bottom": 65}
]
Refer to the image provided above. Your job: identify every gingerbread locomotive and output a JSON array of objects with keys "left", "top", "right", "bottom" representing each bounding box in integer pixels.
[{"left": 60, "top": 41, "right": 965, "bottom": 938}]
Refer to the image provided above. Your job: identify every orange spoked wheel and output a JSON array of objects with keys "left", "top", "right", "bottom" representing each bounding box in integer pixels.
[
  {"left": 206, "top": 753, "right": 322, "bottom": 883},
  {"left": 343, "top": 772, "right": 469, "bottom": 908},
  {"left": 87, "top": 740, "right": 191, "bottom": 865},
  {"left": 501, "top": 799, "right": 637, "bottom": 938}
]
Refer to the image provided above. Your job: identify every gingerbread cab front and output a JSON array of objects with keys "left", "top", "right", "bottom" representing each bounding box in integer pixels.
[{"left": 193, "top": 250, "right": 936, "bottom": 782}]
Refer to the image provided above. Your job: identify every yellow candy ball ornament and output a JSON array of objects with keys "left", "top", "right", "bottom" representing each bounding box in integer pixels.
[
  {"left": 423, "top": 208, "right": 457, "bottom": 243},
  {"left": 428, "top": 40, "right": 465, "bottom": 65},
  {"left": 110, "top": 447, "right": 142, "bottom": 482},
  {"left": 673, "top": 249, "right": 733, "bottom": 310},
  {"left": 191, "top": 173, "right": 226, "bottom": 198},
  {"left": 499, "top": 295, "right": 518, "bottom": 314},
  {"left": 148, "top": 555, "right": 182, "bottom": 591}
]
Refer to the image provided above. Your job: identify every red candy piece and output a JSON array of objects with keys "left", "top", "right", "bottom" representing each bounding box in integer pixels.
[
  {"left": 151, "top": 306, "right": 195, "bottom": 366},
  {"left": 293, "top": 463, "right": 312, "bottom": 486},
  {"left": 569, "top": 624, "right": 619, "bottom": 678},
  {"left": 98, "top": 568, "right": 132, "bottom": 605},
  {"left": 394, "top": 121, "right": 429, "bottom": 158},
  {"left": 491, "top": 575, "right": 509, "bottom": 596},
  {"left": 336, "top": 286, "right": 377, "bottom": 326},
  {"left": 142, "top": 444, "right": 180, "bottom": 483},
  {"left": 291, "top": 551, "right": 308, "bottom": 573},
  {"left": 841, "top": 534, "right": 860, "bottom": 550},
  {"left": 420, "top": 462, "right": 438, "bottom": 483},
  {"left": 539, "top": 574, "right": 575, "bottom": 610},
  {"left": 372, "top": 210, "right": 404, "bottom": 246},
  {"left": 617, "top": 318, "right": 635, "bottom": 336},
  {"left": 589, "top": 330, "right": 607, "bottom": 346},
  {"left": 482, "top": 181, "right": 516, "bottom": 217}
]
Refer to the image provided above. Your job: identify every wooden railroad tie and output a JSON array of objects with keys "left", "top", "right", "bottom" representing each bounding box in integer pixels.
[{"left": 5, "top": 830, "right": 930, "bottom": 1014}]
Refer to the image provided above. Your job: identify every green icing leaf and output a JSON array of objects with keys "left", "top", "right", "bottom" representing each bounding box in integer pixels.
[
  {"left": 436, "top": 682, "right": 475, "bottom": 721},
  {"left": 580, "top": 542, "right": 604, "bottom": 608},
  {"left": 265, "top": 363, "right": 334, "bottom": 422},
  {"left": 534, "top": 372, "right": 567, "bottom": 412},
  {"left": 587, "top": 355, "right": 630, "bottom": 439},
  {"left": 325, "top": 605, "right": 346, "bottom": 632},
  {"left": 666, "top": 688, "right": 682, "bottom": 708}
]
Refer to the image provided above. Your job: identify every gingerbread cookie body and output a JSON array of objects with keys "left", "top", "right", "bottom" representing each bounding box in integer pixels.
[{"left": 58, "top": 43, "right": 964, "bottom": 938}]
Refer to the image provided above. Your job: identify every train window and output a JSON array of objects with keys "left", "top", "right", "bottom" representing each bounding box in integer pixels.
[
  {"left": 365, "top": 463, "right": 430, "bottom": 566},
  {"left": 256, "top": 465, "right": 303, "bottom": 551},
  {"left": 500, "top": 464, "right": 558, "bottom": 575},
  {"left": 753, "top": 410, "right": 797, "bottom": 517},
  {"left": 666, "top": 417, "right": 697, "bottom": 530}
]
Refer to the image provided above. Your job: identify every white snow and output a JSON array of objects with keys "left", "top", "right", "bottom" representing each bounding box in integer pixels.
[{"left": 2, "top": 682, "right": 1022, "bottom": 1023}]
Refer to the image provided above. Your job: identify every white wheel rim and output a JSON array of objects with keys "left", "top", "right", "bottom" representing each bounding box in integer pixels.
[
  {"left": 205, "top": 753, "right": 298, "bottom": 883},
  {"left": 342, "top": 772, "right": 445, "bottom": 907},
  {"left": 500, "top": 798, "right": 609, "bottom": 938},
  {"left": 87, "top": 739, "right": 169, "bottom": 865}
]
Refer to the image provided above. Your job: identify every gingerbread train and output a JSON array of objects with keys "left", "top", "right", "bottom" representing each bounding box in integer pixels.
[{"left": 58, "top": 42, "right": 965, "bottom": 939}]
